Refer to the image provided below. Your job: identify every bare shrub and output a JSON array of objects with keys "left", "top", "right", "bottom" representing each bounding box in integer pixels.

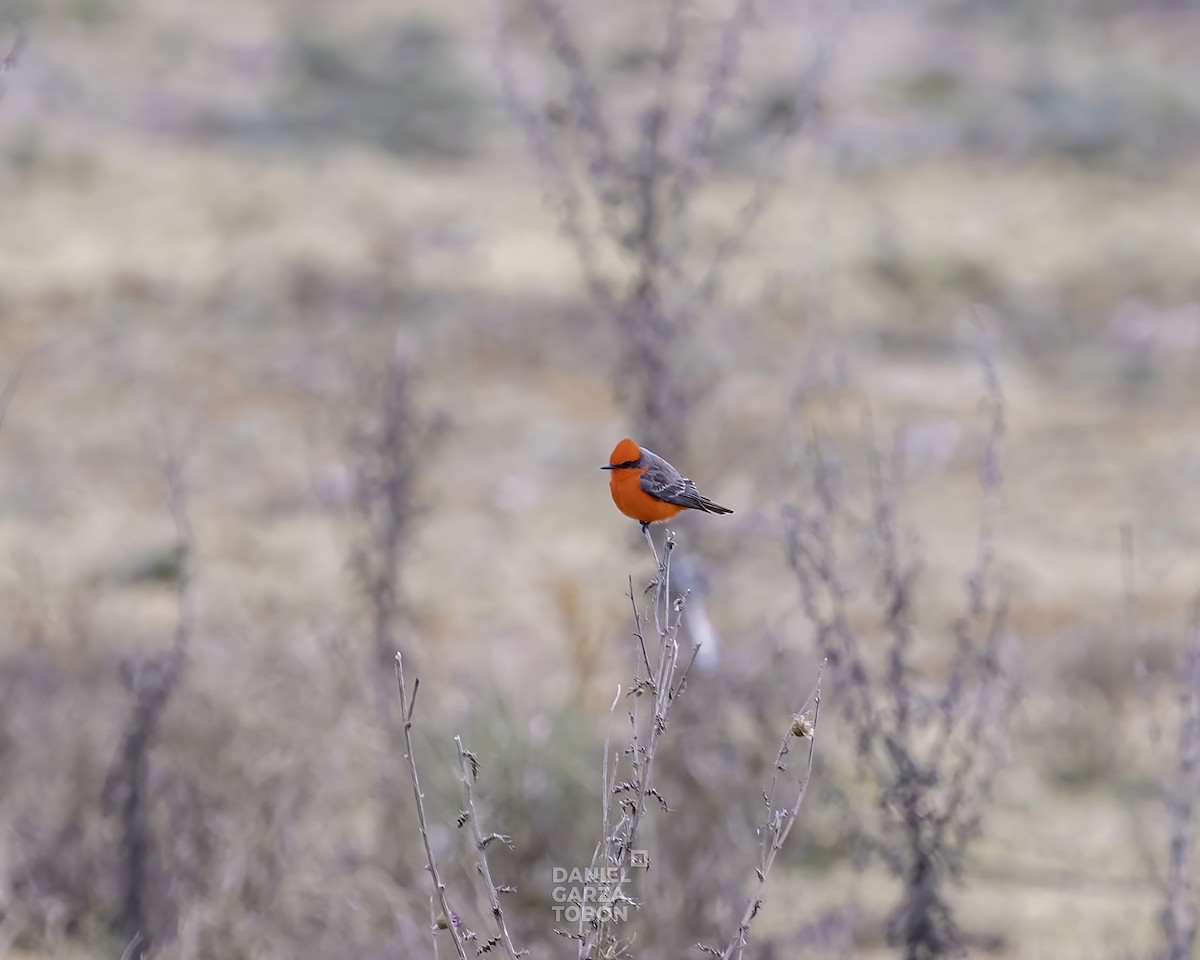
[
  {"left": 1158, "top": 620, "right": 1200, "bottom": 960},
  {"left": 0, "top": 353, "right": 29, "bottom": 433},
  {"left": 101, "top": 443, "right": 193, "bottom": 951},
  {"left": 0, "top": 385, "right": 436, "bottom": 959},
  {"left": 784, "top": 351, "right": 1019, "bottom": 959},
  {"left": 394, "top": 532, "right": 823, "bottom": 959},
  {"left": 341, "top": 346, "right": 449, "bottom": 896},
  {"left": 496, "top": 0, "right": 847, "bottom": 451},
  {"left": 346, "top": 348, "right": 424, "bottom": 716},
  {"left": 1124, "top": 533, "right": 1200, "bottom": 960},
  {"left": 105, "top": 347, "right": 440, "bottom": 959}
]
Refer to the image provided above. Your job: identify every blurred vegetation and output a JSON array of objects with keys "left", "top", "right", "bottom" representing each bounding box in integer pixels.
[
  {"left": 272, "top": 16, "right": 486, "bottom": 158},
  {"left": 0, "top": 0, "right": 1198, "bottom": 958}
]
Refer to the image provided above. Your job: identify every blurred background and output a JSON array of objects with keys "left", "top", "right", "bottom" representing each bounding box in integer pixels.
[{"left": 1, "top": 0, "right": 1199, "bottom": 957}]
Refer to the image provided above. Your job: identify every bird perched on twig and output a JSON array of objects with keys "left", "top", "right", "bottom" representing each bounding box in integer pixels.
[
  {"left": 603, "top": 437, "right": 732, "bottom": 664},
  {"left": 602, "top": 437, "right": 733, "bottom": 534}
]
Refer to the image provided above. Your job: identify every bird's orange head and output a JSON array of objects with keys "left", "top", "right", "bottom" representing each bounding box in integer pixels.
[{"left": 602, "top": 437, "right": 642, "bottom": 470}]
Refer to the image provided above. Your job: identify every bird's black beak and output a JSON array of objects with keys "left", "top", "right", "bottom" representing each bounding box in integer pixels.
[{"left": 600, "top": 464, "right": 614, "bottom": 470}]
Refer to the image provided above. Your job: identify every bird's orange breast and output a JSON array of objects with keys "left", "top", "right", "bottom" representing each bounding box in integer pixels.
[{"left": 609, "top": 468, "right": 685, "bottom": 524}]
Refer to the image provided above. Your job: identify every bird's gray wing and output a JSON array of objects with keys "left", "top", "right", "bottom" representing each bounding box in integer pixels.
[
  {"left": 638, "top": 449, "right": 733, "bottom": 514},
  {"left": 638, "top": 450, "right": 692, "bottom": 503}
]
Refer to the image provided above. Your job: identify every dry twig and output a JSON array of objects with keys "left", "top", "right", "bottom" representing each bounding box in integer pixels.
[
  {"left": 713, "top": 665, "right": 824, "bottom": 960},
  {"left": 1161, "top": 605, "right": 1200, "bottom": 960},
  {"left": 395, "top": 654, "right": 470, "bottom": 960},
  {"left": 0, "top": 353, "right": 31, "bottom": 433},
  {"left": 102, "top": 438, "right": 194, "bottom": 950},
  {"left": 1128, "top": 565, "right": 1200, "bottom": 960},
  {"left": 455, "top": 736, "right": 526, "bottom": 960}
]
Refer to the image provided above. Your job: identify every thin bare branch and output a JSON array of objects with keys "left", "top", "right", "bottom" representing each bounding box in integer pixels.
[
  {"left": 103, "top": 430, "right": 195, "bottom": 951},
  {"left": 429, "top": 897, "right": 443, "bottom": 960},
  {"left": 1162, "top": 600, "right": 1200, "bottom": 960},
  {"left": 118, "top": 932, "right": 144, "bottom": 960},
  {"left": 395, "top": 654, "right": 469, "bottom": 960},
  {"left": 455, "top": 736, "right": 525, "bottom": 960},
  {"left": 581, "top": 527, "right": 695, "bottom": 958},
  {"left": 0, "top": 352, "right": 31, "bottom": 433},
  {"left": 970, "top": 316, "right": 1005, "bottom": 615},
  {"left": 721, "top": 665, "right": 824, "bottom": 960}
]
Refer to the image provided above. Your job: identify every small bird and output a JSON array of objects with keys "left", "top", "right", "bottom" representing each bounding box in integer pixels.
[{"left": 602, "top": 437, "right": 733, "bottom": 534}]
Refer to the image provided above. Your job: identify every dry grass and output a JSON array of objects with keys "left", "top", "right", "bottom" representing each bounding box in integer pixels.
[{"left": 1, "top": 0, "right": 1199, "bottom": 957}]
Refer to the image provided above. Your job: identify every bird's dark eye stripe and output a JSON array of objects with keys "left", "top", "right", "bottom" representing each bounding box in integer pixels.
[{"left": 615, "top": 459, "right": 640, "bottom": 469}]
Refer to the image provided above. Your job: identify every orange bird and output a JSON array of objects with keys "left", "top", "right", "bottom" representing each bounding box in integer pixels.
[{"left": 602, "top": 438, "right": 733, "bottom": 534}]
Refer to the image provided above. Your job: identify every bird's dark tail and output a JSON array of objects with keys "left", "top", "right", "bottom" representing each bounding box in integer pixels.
[{"left": 697, "top": 497, "right": 733, "bottom": 515}]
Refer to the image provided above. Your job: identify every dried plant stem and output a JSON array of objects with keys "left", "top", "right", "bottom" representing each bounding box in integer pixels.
[
  {"left": 1162, "top": 604, "right": 1200, "bottom": 960},
  {"left": 428, "top": 898, "right": 443, "bottom": 960},
  {"left": 118, "top": 932, "right": 144, "bottom": 960},
  {"left": 102, "top": 434, "right": 194, "bottom": 950},
  {"left": 578, "top": 529, "right": 689, "bottom": 957},
  {"left": 394, "top": 654, "right": 468, "bottom": 960},
  {"left": 601, "top": 684, "right": 622, "bottom": 847},
  {"left": 352, "top": 356, "right": 420, "bottom": 722},
  {"left": 718, "top": 668, "right": 823, "bottom": 960},
  {"left": 625, "top": 531, "right": 682, "bottom": 862},
  {"left": 642, "top": 522, "right": 662, "bottom": 571},
  {"left": 0, "top": 352, "right": 30, "bottom": 433},
  {"left": 455, "top": 736, "right": 525, "bottom": 960},
  {"left": 628, "top": 576, "right": 654, "bottom": 677},
  {"left": 1126, "top": 532, "right": 1200, "bottom": 960}
]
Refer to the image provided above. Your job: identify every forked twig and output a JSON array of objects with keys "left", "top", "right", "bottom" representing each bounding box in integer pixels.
[{"left": 455, "top": 736, "right": 525, "bottom": 960}]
